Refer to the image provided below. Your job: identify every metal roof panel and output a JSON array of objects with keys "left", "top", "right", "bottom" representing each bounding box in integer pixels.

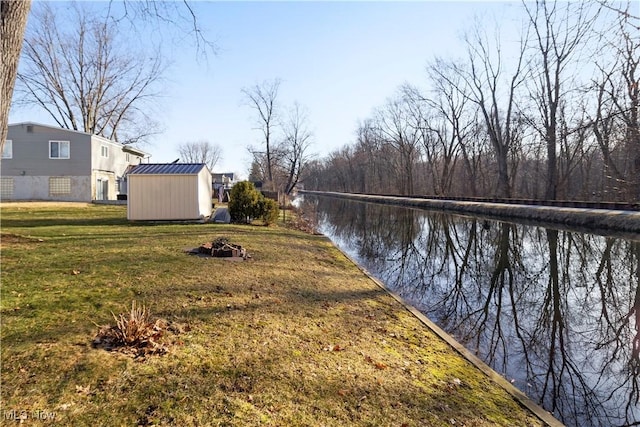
[{"left": 128, "top": 163, "right": 207, "bottom": 175}]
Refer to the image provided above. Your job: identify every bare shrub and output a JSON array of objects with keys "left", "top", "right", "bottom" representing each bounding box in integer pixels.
[
  {"left": 93, "top": 301, "right": 168, "bottom": 357},
  {"left": 286, "top": 203, "right": 320, "bottom": 234}
]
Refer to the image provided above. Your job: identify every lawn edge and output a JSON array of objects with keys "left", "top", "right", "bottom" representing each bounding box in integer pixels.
[{"left": 325, "top": 235, "right": 564, "bottom": 427}]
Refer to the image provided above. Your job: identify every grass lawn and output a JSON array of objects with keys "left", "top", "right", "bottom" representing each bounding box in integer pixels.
[{"left": 1, "top": 203, "right": 542, "bottom": 426}]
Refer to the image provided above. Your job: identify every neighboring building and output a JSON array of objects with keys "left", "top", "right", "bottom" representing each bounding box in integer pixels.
[
  {"left": 212, "top": 172, "right": 235, "bottom": 193},
  {"left": 1, "top": 122, "right": 147, "bottom": 202},
  {"left": 127, "top": 163, "right": 212, "bottom": 220}
]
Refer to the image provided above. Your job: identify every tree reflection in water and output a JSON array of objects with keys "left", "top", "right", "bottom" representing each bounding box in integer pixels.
[{"left": 309, "top": 197, "right": 640, "bottom": 427}]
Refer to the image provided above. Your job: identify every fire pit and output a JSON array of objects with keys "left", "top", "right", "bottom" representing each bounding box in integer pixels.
[{"left": 189, "top": 237, "right": 248, "bottom": 259}]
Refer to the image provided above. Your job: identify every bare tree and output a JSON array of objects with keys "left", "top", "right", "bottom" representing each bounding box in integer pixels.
[
  {"left": 373, "top": 95, "right": 422, "bottom": 195},
  {"left": 589, "top": 3, "right": 640, "bottom": 201},
  {"left": 281, "top": 102, "right": 313, "bottom": 194},
  {"left": 300, "top": 1, "right": 636, "bottom": 204},
  {"left": 354, "top": 119, "right": 386, "bottom": 193},
  {"left": 15, "top": 3, "right": 165, "bottom": 144},
  {"left": 616, "top": 11, "right": 640, "bottom": 201},
  {"left": 597, "top": 1, "right": 640, "bottom": 30},
  {"left": 434, "top": 21, "right": 528, "bottom": 198},
  {"left": 242, "top": 79, "right": 281, "bottom": 188},
  {"left": 404, "top": 68, "right": 473, "bottom": 196},
  {"left": 177, "top": 140, "right": 222, "bottom": 171},
  {"left": 0, "top": 0, "right": 31, "bottom": 152},
  {"left": 108, "top": 1, "right": 215, "bottom": 58},
  {"left": 2, "top": 0, "right": 214, "bottom": 152},
  {"left": 523, "top": 0, "right": 600, "bottom": 200}
]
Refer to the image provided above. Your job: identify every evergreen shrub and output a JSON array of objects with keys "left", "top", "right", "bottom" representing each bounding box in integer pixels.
[{"left": 228, "top": 181, "right": 279, "bottom": 225}]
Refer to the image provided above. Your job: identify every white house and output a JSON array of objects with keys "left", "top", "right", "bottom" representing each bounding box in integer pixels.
[
  {"left": 127, "top": 163, "right": 213, "bottom": 220},
  {"left": 212, "top": 172, "right": 235, "bottom": 190},
  {"left": 212, "top": 172, "right": 235, "bottom": 202},
  {"left": 1, "top": 122, "right": 147, "bottom": 202}
]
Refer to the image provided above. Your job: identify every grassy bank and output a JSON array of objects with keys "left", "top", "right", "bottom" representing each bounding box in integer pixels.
[{"left": 1, "top": 203, "right": 542, "bottom": 426}]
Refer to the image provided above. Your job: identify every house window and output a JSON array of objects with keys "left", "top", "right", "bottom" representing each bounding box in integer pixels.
[
  {"left": 2, "top": 140, "right": 12, "bottom": 159},
  {"left": 49, "top": 141, "right": 70, "bottom": 159},
  {"left": 49, "top": 177, "right": 71, "bottom": 195},
  {"left": 101, "top": 145, "right": 109, "bottom": 158},
  {"left": 0, "top": 177, "right": 14, "bottom": 199},
  {"left": 125, "top": 153, "right": 130, "bottom": 162}
]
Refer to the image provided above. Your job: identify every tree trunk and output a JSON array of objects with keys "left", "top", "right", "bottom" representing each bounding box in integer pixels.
[
  {"left": 496, "top": 144, "right": 511, "bottom": 198},
  {"left": 545, "top": 127, "right": 558, "bottom": 200},
  {"left": 0, "top": 0, "right": 31, "bottom": 149}
]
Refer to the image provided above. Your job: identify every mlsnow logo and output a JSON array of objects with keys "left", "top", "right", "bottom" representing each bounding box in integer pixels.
[{"left": 4, "top": 409, "right": 57, "bottom": 421}]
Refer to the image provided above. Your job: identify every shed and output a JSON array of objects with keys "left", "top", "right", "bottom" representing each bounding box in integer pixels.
[{"left": 127, "top": 163, "right": 212, "bottom": 220}]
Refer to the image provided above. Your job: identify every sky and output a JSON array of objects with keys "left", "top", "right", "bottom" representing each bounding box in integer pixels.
[{"left": 9, "top": 1, "right": 525, "bottom": 179}]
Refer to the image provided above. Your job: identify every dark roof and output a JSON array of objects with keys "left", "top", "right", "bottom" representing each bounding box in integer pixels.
[{"left": 128, "top": 163, "right": 207, "bottom": 175}]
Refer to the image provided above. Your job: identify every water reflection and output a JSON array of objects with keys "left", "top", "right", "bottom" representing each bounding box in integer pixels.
[{"left": 307, "top": 196, "right": 640, "bottom": 427}]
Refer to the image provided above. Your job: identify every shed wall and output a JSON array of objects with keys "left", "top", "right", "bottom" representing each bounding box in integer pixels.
[
  {"left": 198, "top": 168, "right": 213, "bottom": 217},
  {"left": 128, "top": 175, "right": 200, "bottom": 220}
]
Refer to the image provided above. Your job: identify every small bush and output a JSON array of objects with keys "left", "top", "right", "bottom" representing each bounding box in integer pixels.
[
  {"left": 258, "top": 198, "right": 279, "bottom": 225},
  {"left": 229, "top": 181, "right": 280, "bottom": 225},
  {"left": 229, "top": 181, "right": 261, "bottom": 223}
]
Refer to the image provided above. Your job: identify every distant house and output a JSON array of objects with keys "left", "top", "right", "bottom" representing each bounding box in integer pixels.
[
  {"left": 212, "top": 172, "right": 235, "bottom": 197},
  {"left": 212, "top": 172, "right": 235, "bottom": 188},
  {"left": 1, "top": 122, "right": 147, "bottom": 202},
  {"left": 127, "top": 163, "right": 212, "bottom": 220}
]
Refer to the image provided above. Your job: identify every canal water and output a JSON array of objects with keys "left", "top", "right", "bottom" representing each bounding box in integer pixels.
[{"left": 301, "top": 195, "right": 640, "bottom": 427}]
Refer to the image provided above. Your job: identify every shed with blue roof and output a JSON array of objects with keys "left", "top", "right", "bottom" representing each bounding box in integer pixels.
[{"left": 127, "top": 163, "right": 212, "bottom": 220}]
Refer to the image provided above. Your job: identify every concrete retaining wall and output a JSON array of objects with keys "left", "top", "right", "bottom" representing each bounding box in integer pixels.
[{"left": 302, "top": 191, "right": 640, "bottom": 236}]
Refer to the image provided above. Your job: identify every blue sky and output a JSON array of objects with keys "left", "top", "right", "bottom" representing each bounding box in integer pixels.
[{"left": 10, "top": 1, "right": 522, "bottom": 178}]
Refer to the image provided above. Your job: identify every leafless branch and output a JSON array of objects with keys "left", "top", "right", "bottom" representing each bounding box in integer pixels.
[{"left": 16, "top": 3, "right": 165, "bottom": 145}]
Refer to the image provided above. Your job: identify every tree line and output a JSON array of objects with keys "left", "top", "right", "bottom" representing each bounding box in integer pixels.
[
  {"left": 3, "top": 1, "right": 636, "bottom": 198},
  {"left": 304, "top": 1, "right": 639, "bottom": 202}
]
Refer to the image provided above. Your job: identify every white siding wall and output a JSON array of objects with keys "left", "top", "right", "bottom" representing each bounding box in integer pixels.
[
  {"left": 90, "top": 136, "right": 142, "bottom": 200},
  {"left": 90, "top": 136, "right": 134, "bottom": 177},
  {"left": 128, "top": 175, "right": 201, "bottom": 220},
  {"left": 91, "top": 170, "right": 115, "bottom": 200}
]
